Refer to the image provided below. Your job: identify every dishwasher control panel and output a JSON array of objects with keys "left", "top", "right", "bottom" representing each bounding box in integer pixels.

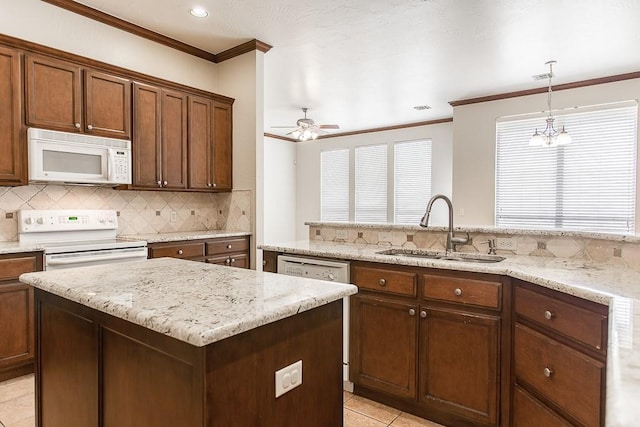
[{"left": 277, "top": 255, "right": 350, "bottom": 283}]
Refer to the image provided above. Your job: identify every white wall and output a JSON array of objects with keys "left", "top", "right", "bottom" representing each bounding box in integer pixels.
[
  {"left": 0, "top": 0, "right": 219, "bottom": 92},
  {"left": 295, "top": 122, "right": 454, "bottom": 240},
  {"left": 263, "top": 137, "right": 297, "bottom": 244},
  {"left": 452, "top": 78, "right": 640, "bottom": 229},
  {"left": 217, "top": 52, "right": 265, "bottom": 268}
]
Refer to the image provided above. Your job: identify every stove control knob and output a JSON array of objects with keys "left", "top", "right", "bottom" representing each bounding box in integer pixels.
[
  {"left": 37, "top": 217, "right": 45, "bottom": 225},
  {"left": 99, "top": 217, "right": 106, "bottom": 224},
  {"left": 327, "top": 272, "right": 336, "bottom": 281},
  {"left": 24, "top": 217, "right": 33, "bottom": 225}
]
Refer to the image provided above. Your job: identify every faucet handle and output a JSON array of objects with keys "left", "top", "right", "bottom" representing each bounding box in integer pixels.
[{"left": 481, "top": 239, "right": 497, "bottom": 255}]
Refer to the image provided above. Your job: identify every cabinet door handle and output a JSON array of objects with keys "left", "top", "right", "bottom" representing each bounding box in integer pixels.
[
  {"left": 409, "top": 308, "right": 416, "bottom": 316},
  {"left": 207, "top": 183, "right": 213, "bottom": 187},
  {"left": 157, "top": 180, "right": 162, "bottom": 187},
  {"left": 87, "top": 124, "right": 93, "bottom": 131},
  {"left": 544, "top": 310, "right": 554, "bottom": 320},
  {"left": 543, "top": 367, "right": 554, "bottom": 378},
  {"left": 378, "top": 278, "right": 386, "bottom": 286},
  {"left": 225, "top": 258, "right": 231, "bottom": 265},
  {"left": 212, "top": 183, "right": 217, "bottom": 188},
  {"left": 177, "top": 249, "right": 183, "bottom": 255},
  {"left": 420, "top": 310, "right": 428, "bottom": 318},
  {"left": 227, "top": 244, "right": 232, "bottom": 249},
  {"left": 75, "top": 123, "right": 81, "bottom": 129},
  {"left": 163, "top": 180, "right": 168, "bottom": 186},
  {"left": 454, "top": 288, "right": 462, "bottom": 296},
  {"left": 262, "top": 260, "right": 267, "bottom": 266}
]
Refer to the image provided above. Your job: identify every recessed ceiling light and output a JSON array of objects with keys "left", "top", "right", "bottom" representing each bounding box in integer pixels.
[
  {"left": 190, "top": 7, "right": 209, "bottom": 18},
  {"left": 413, "top": 105, "right": 432, "bottom": 111}
]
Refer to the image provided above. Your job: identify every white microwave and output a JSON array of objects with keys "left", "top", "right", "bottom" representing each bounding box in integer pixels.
[{"left": 28, "top": 128, "right": 132, "bottom": 186}]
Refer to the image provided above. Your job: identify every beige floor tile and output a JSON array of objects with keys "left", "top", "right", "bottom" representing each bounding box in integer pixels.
[
  {"left": 343, "top": 390, "right": 354, "bottom": 403},
  {"left": 0, "top": 375, "right": 34, "bottom": 404},
  {"left": 9, "top": 416, "right": 35, "bottom": 427},
  {"left": 344, "top": 408, "right": 388, "bottom": 427},
  {"left": 0, "top": 393, "right": 34, "bottom": 425},
  {"left": 344, "top": 395, "right": 401, "bottom": 424},
  {"left": 390, "top": 412, "right": 445, "bottom": 427}
]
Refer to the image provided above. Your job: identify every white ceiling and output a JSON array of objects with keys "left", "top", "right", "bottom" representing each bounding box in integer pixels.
[{"left": 73, "top": 0, "right": 640, "bottom": 137}]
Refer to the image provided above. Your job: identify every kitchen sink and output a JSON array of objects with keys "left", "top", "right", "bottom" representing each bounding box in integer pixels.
[{"left": 376, "top": 249, "right": 505, "bottom": 263}]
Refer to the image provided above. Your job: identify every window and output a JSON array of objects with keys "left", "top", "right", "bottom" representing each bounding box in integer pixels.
[
  {"left": 495, "top": 102, "right": 637, "bottom": 234},
  {"left": 320, "top": 149, "right": 349, "bottom": 221},
  {"left": 321, "top": 140, "right": 432, "bottom": 224}
]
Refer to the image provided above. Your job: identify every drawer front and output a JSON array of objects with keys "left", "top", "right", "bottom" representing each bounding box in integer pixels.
[
  {"left": 423, "top": 275, "right": 501, "bottom": 309},
  {"left": 0, "top": 256, "right": 39, "bottom": 281},
  {"left": 351, "top": 265, "right": 417, "bottom": 297},
  {"left": 512, "top": 386, "right": 571, "bottom": 427},
  {"left": 205, "top": 254, "right": 249, "bottom": 269},
  {"left": 148, "top": 242, "right": 204, "bottom": 259},
  {"left": 515, "top": 286, "right": 606, "bottom": 351},
  {"left": 205, "top": 237, "right": 249, "bottom": 256},
  {"left": 514, "top": 323, "right": 604, "bottom": 427}
]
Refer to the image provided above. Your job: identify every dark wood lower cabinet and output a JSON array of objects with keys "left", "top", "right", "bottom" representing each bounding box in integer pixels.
[
  {"left": 35, "top": 289, "right": 343, "bottom": 427},
  {"left": 419, "top": 307, "right": 500, "bottom": 425}
]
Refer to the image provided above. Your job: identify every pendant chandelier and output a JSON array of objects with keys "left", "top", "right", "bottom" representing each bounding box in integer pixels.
[{"left": 529, "top": 60, "right": 572, "bottom": 147}]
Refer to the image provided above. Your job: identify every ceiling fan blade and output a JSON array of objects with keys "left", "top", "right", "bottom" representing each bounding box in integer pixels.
[
  {"left": 319, "top": 124, "right": 340, "bottom": 129},
  {"left": 271, "top": 125, "right": 297, "bottom": 128}
]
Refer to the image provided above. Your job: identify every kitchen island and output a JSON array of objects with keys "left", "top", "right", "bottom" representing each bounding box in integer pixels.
[{"left": 19, "top": 257, "right": 357, "bottom": 427}]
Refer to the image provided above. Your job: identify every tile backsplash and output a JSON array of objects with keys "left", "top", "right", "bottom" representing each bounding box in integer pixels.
[{"left": 0, "top": 185, "right": 252, "bottom": 241}]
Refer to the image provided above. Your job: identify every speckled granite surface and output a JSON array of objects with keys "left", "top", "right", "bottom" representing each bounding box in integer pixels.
[
  {"left": 259, "top": 240, "right": 640, "bottom": 427},
  {"left": 0, "top": 241, "right": 43, "bottom": 255},
  {"left": 19, "top": 257, "right": 357, "bottom": 347},
  {"left": 119, "top": 230, "right": 251, "bottom": 243}
]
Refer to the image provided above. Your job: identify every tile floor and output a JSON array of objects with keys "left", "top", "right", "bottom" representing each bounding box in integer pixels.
[{"left": 0, "top": 374, "right": 444, "bottom": 427}]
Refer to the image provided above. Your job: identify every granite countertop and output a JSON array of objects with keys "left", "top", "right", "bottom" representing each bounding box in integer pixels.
[
  {"left": 19, "top": 257, "right": 357, "bottom": 347},
  {"left": 259, "top": 240, "right": 640, "bottom": 427},
  {"left": 119, "top": 230, "right": 251, "bottom": 243}
]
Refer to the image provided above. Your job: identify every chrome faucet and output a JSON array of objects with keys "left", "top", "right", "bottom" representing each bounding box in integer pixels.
[{"left": 419, "top": 194, "right": 469, "bottom": 254}]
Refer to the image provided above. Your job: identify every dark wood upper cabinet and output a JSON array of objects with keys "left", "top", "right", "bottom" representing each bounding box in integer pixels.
[
  {"left": 188, "top": 96, "right": 213, "bottom": 190},
  {"left": 25, "top": 54, "right": 131, "bottom": 139},
  {"left": 0, "top": 45, "right": 25, "bottom": 186},
  {"left": 160, "top": 89, "right": 187, "bottom": 189},
  {"left": 84, "top": 70, "right": 132, "bottom": 139},
  {"left": 212, "top": 100, "right": 232, "bottom": 191},
  {"left": 132, "top": 82, "right": 162, "bottom": 189}
]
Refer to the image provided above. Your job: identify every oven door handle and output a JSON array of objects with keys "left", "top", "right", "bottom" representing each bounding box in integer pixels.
[{"left": 47, "top": 253, "right": 146, "bottom": 266}]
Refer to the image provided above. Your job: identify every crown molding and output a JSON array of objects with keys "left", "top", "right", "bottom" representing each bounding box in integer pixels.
[
  {"left": 42, "top": 0, "right": 271, "bottom": 63},
  {"left": 264, "top": 118, "right": 453, "bottom": 142},
  {"left": 449, "top": 71, "right": 640, "bottom": 107}
]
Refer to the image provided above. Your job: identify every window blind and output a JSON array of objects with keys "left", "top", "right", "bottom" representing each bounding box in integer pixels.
[
  {"left": 496, "top": 103, "right": 637, "bottom": 234},
  {"left": 394, "top": 140, "right": 432, "bottom": 224},
  {"left": 320, "top": 149, "right": 349, "bottom": 222},
  {"left": 355, "top": 144, "right": 388, "bottom": 223}
]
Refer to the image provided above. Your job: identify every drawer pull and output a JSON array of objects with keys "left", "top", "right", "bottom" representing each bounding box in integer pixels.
[
  {"left": 75, "top": 122, "right": 81, "bottom": 129},
  {"left": 420, "top": 310, "right": 427, "bottom": 318},
  {"left": 379, "top": 278, "right": 386, "bottom": 286},
  {"left": 231, "top": 258, "right": 235, "bottom": 263},
  {"left": 543, "top": 367, "right": 554, "bottom": 378},
  {"left": 227, "top": 244, "right": 232, "bottom": 249},
  {"left": 409, "top": 309, "right": 416, "bottom": 316},
  {"left": 177, "top": 249, "right": 183, "bottom": 255},
  {"left": 544, "top": 310, "right": 554, "bottom": 320},
  {"left": 262, "top": 260, "right": 267, "bottom": 266},
  {"left": 454, "top": 288, "right": 462, "bottom": 296}
]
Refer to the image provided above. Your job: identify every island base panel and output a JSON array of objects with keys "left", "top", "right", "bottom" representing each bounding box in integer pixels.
[{"left": 35, "top": 289, "right": 343, "bottom": 427}]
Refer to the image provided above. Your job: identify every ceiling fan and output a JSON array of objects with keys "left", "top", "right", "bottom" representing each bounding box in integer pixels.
[{"left": 271, "top": 108, "right": 340, "bottom": 141}]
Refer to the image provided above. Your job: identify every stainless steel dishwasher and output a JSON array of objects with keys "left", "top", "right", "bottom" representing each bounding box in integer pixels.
[{"left": 277, "top": 255, "right": 352, "bottom": 391}]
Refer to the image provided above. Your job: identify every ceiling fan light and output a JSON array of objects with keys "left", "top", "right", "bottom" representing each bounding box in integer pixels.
[
  {"left": 311, "top": 131, "right": 319, "bottom": 140},
  {"left": 302, "top": 129, "right": 312, "bottom": 140},
  {"left": 291, "top": 130, "right": 301, "bottom": 139}
]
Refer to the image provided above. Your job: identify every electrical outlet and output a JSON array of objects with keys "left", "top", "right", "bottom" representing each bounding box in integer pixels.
[
  {"left": 378, "top": 231, "right": 392, "bottom": 242},
  {"left": 170, "top": 211, "right": 177, "bottom": 223},
  {"left": 496, "top": 237, "right": 517, "bottom": 251},
  {"left": 275, "top": 360, "right": 302, "bottom": 398},
  {"left": 336, "top": 229, "right": 348, "bottom": 240}
]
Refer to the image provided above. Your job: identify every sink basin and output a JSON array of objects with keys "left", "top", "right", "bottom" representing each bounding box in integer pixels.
[{"left": 376, "top": 249, "right": 505, "bottom": 263}]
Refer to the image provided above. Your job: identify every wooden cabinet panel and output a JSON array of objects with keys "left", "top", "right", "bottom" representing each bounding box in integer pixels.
[
  {"left": 38, "top": 299, "right": 98, "bottom": 426},
  {"left": 132, "top": 82, "right": 162, "bottom": 188},
  {"left": 350, "top": 294, "right": 417, "bottom": 398},
  {"left": 0, "top": 46, "right": 25, "bottom": 185},
  {"left": 351, "top": 264, "right": 417, "bottom": 297},
  {"left": 188, "top": 96, "right": 213, "bottom": 190},
  {"left": 205, "top": 253, "right": 249, "bottom": 269},
  {"left": 161, "top": 89, "right": 187, "bottom": 189},
  {"left": 0, "top": 256, "right": 38, "bottom": 280},
  {"left": 512, "top": 385, "right": 571, "bottom": 427},
  {"left": 262, "top": 251, "right": 278, "bottom": 273},
  {"left": 25, "top": 54, "right": 82, "bottom": 132},
  {"left": 514, "top": 323, "right": 604, "bottom": 427},
  {"left": 84, "top": 70, "right": 131, "bottom": 139},
  {"left": 423, "top": 274, "right": 501, "bottom": 310},
  {"left": 0, "top": 284, "right": 33, "bottom": 367},
  {"left": 148, "top": 242, "right": 205, "bottom": 259},
  {"left": 212, "top": 101, "right": 232, "bottom": 190},
  {"left": 419, "top": 306, "right": 500, "bottom": 425},
  {"left": 515, "top": 285, "right": 606, "bottom": 352},
  {"left": 206, "top": 237, "right": 249, "bottom": 256}
]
